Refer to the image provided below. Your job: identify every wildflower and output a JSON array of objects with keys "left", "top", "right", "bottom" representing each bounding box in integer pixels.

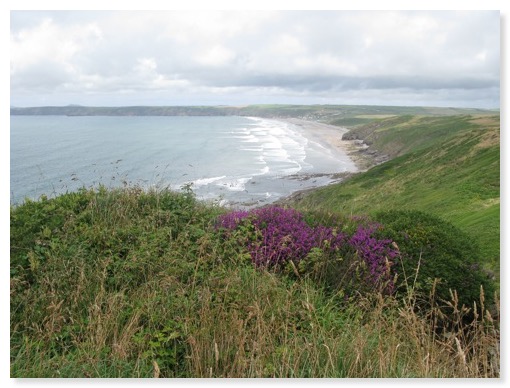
[
  {"left": 216, "top": 206, "right": 398, "bottom": 294},
  {"left": 349, "top": 223, "right": 398, "bottom": 292},
  {"left": 217, "top": 206, "right": 343, "bottom": 268}
]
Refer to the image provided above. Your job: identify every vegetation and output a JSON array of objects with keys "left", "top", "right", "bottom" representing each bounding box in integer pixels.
[
  {"left": 10, "top": 104, "right": 495, "bottom": 124},
  {"left": 293, "top": 115, "right": 500, "bottom": 274},
  {"left": 10, "top": 187, "right": 498, "bottom": 377},
  {"left": 374, "top": 210, "right": 494, "bottom": 307}
]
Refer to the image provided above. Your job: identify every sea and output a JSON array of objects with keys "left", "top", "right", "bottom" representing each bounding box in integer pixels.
[{"left": 10, "top": 115, "right": 356, "bottom": 208}]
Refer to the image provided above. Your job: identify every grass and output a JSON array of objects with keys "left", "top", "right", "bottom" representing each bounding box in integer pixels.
[
  {"left": 293, "top": 115, "right": 500, "bottom": 273},
  {"left": 10, "top": 186, "right": 499, "bottom": 377},
  {"left": 342, "top": 115, "right": 484, "bottom": 158}
]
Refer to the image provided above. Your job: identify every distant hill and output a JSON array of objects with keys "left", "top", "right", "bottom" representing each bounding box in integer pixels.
[
  {"left": 10, "top": 104, "right": 495, "bottom": 124},
  {"left": 10, "top": 105, "right": 231, "bottom": 117}
]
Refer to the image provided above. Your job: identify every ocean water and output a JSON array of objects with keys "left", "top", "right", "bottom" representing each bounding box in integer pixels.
[{"left": 10, "top": 115, "right": 355, "bottom": 207}]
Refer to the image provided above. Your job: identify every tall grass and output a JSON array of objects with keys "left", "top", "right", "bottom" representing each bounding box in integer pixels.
[{"left": 10, "top": 187, "right": 499, "bottom": 377}]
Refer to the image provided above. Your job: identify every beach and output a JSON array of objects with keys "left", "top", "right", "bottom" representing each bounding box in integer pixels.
[
  {"left": 281, "top": 118, "right": 374, "bottom": 172},
  {"left": 270, "top": 117, "right": 389, "bottom": 205}
]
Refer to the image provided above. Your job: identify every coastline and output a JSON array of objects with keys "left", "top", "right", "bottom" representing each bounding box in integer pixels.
[
  {"left": 269, "top": 117, "right": 386, "bottom": 206},
  {"left": 280, "top": 118, "right": 382, "bottom": 172},
  {"left": 11, "top": 114, "right": 380, "bottom": 209}
]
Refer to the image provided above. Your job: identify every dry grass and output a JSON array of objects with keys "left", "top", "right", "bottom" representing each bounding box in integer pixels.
[
  {"left": 10, "top": 187, "right": 499, "bottom": 378},
  {"left": 181, "top": 266, "right": 500, "bottom": 378}
]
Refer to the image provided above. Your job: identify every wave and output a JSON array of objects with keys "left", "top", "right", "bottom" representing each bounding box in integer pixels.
[
  {"left": 240, "top": 146, "right": 263, "bottom": 152},
  {"left": 192, "top": 175, "right": 227, "bottom": 187},
  {"left": 216, "top": 177, "right": 252, "bottom": 192},
  {"left": 258, "top": 166, "right": 270, "bottom": 175}
]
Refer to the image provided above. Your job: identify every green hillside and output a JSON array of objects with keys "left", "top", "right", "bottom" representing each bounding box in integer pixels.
[
  {"left": 11, "top": 104, "right": 495, "bottom": 123},
  {"left": 292, "top": 115, "right": 500, "bottom": 273},
  {"left": 10, "top": 187, "right": 499, "bottom": 377}
]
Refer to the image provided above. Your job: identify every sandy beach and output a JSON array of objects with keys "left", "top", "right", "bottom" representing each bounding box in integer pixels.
[
  {"left": 271, "top": 117, "right": 389, "bottom": 205},
  {"left": 281, "top": 118, "right": 373, "bottom": 172}
]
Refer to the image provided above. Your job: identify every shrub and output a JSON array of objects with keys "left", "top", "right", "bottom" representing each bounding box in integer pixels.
[
  {"left": 373, "top": 210, "right": 494, "bottom": 307},
  {"left": 217, "top": 206, "right": 344, "bottom": 268},
  {"left": 348, "top": 222, "right": 398, "bottom": 293},
  {"left": 217, "top": 207, "right": 398, "bottom": 295}
]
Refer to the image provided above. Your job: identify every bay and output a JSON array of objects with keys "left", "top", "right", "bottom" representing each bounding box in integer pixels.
[{"left": 10, "top": 115, "right": 356, "bottom": 207}]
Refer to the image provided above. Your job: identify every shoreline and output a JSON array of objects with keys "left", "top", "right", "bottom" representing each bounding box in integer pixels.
[
  {"left": 11, "top": 114, "right": 382, "bottom": 209},
  {"left": 262, "top": 117, "right": 388, "bottom": 207},
  {"left": 280, "top": 118, "right": 384, "bottom": 172}
]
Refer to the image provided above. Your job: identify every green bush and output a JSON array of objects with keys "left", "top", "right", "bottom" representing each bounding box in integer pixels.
[
  {"left": 373, "top": 210, "right": 494, "bottom": 307},
  {"left": 10, "top": 188, "right": 500, "bottom": 377}
]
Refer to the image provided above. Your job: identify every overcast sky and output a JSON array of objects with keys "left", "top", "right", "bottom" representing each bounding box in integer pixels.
[{"left": 10, "top": 10, "right": 500, "bottom": 108}]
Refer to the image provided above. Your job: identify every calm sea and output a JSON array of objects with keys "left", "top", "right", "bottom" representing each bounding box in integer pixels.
[{"left": 10, "top": 115, "right": 355, "bottom": 207}]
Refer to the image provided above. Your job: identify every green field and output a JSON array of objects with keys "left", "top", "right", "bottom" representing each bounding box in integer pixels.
[{"left": 11, "top": 103, "right": 496, "bottom": 122}]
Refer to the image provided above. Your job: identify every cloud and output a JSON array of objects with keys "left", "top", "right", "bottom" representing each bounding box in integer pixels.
[
  {"left": 196, "top": 45, "right": 236, "bottom": 67},
  {"left": 10, "top": 10, "right": 500, "bottom": 108}
]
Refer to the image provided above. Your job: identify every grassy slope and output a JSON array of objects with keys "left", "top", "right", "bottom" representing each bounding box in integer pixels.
[
  {"left": 293, "top": 115, "right": 500, "bottom": 271},
  {"left": 10, "top": 188, "right": 499, "bottom": 377}
]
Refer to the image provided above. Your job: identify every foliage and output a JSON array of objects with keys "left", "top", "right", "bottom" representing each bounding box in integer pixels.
[
  {"left": 10, "top": 187, "right": 499, "bottom": 377},
  {"left": 373, "top": 210, "right": 494, "bottom": 308},
  {"left": 217, "top": 206, "right": 398, "bottom": 294},
  {"left": 348, "top": 222, "right": 398, "bottom": 293}
]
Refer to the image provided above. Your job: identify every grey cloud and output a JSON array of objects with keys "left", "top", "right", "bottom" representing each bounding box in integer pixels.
[
  {"left": 182, "top": 70, "right": 499, "bottom": 93},
  {"left": 11, "top": 61, "right": 74, "bottom": 91},
  {"left": 10, "top": 10, "right": 500, "bottom": 108}
]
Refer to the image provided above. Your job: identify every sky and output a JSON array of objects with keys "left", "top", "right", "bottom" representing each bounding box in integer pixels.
[{"left": 9, "top": 9, "right": 501, "bottom": 109}]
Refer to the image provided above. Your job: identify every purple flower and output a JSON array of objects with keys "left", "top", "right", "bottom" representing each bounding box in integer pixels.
[
  {"left": 349, "top": 223, "right": 398, "bottom": 293},
  {"left": 217, "top": 206, "right": 344, "bottom": 268},
  {"left": 216, "top": 210, "right": 249, "bottom": 230},
  {"left": 216, "top": 206, "right": 398, "bottom": 294}
]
